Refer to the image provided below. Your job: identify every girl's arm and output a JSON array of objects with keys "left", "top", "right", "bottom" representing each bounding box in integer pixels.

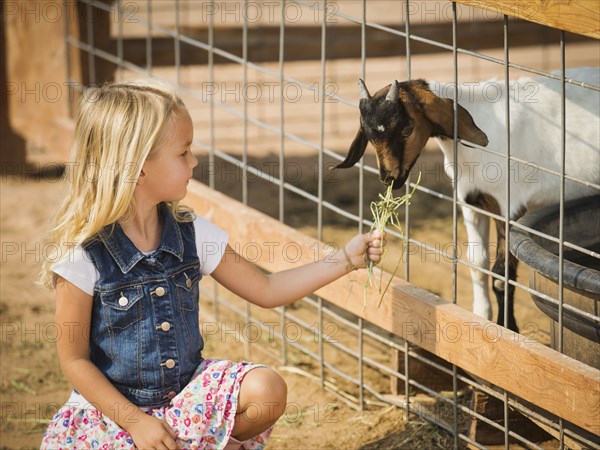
[
  {"left": 210, "top": 230, "right": 383, "bottom": 309},
  {"left": 54, "top": 277, "right": 180, "bottom": 449}
]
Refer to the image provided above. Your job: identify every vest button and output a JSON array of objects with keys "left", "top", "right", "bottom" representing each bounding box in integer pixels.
[
  {"left": 155, "top": 287, "right": 166, "bottom": 297},
  {"left": 167, "top": 390, "right": 177, "bottom": 400},
  {"left": 164, "top": 359, "right": 175, "bottom": 369},
  {"left": 118, "top": 296, "right": 128, "bottom": 307},
  {"left": 186, "top": 278, "right": 192, "bottom": 288},
  {"left": 160, "top": 321, "right": 171, "bottom": 332}
]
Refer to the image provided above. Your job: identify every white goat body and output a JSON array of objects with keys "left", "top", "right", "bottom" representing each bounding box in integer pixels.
[{"left": 430, "top": 67, "right": 600, "bottom": 321}]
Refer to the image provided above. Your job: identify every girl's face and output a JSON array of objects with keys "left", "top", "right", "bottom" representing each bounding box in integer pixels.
[{"left": 140, "top": 110, "right": 198, "bottom": 204}]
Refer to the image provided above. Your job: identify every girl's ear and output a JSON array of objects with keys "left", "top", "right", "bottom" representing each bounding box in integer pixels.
[{"left": 137, "top": 169, "right": 146, "bottom": 186}]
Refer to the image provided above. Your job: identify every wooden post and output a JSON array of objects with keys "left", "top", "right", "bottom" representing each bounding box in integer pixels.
[
  {"left": 1, "top": 0, "right": 113, "bottom": 168},
  {"left": 74, "top": 0, "right": 114, "bottom": 86},
  {"left": 0, "top": 11, "right": 26, "bottom": 173},
  {"left": 454, "top": 0, "right": 600, "bottom": 39}
]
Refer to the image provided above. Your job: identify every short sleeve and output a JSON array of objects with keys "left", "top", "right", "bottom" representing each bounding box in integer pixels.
[
  {"left": 193, "top": 216, "right": 229, "bottom": 276},
  {"left": 51, "top": 246, "right": 99, "bottom": 296}
]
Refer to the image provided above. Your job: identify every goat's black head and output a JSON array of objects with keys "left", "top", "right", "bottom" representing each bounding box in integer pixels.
[{"left": 336, "top": 79, "right": 489, "bottom": 189}]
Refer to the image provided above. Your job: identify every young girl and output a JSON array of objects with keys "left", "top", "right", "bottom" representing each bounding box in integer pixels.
[{"left": 39, "top": 80, "right": 383, "bottom": 450}]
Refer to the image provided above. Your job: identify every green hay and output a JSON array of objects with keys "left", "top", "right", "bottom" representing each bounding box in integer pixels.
[{"left": 365, "top": 173, "right": 421, "bottom": 308}]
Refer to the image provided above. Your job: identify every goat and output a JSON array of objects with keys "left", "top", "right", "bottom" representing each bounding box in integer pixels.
[{"left": 336, "top": 68, "right": 600, "bottom": 331}]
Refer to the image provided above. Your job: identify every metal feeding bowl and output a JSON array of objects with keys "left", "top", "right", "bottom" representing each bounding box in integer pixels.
[{"left": 510, "top": 196, "right": 600, "bottom": 368}]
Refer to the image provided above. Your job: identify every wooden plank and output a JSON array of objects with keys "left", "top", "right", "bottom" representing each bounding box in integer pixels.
[
  {"left": 115, "top": 19, "right": 589, "bottom": 67},
  {"left": 455, "top": 0, "right": 600, "bottom": 39},
  {"left": 184, "top": 180, "right": 600, "bottom": 434}
]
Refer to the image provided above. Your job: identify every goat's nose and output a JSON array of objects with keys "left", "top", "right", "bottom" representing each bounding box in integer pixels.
[
  {"left": 391, "top": 178, "right": 406, "bottom": 190},
  {"left": 379, "top": 168, "right": 394, "bottom": 185},
  {"left": 379, "top": 174, "right": 394, "bottom": 186}
]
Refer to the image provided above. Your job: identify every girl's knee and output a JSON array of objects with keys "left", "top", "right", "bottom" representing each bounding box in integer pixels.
[
  {"left": 243, "top": 367, "right": 287, "bottom": 401},
  {"left": 239, "top": 367, "right": 287, "bottom": 418}
]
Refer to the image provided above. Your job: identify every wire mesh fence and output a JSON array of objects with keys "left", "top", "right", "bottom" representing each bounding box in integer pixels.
[{"left": 64, "top": 1, "right": 600, "bottom": 448}]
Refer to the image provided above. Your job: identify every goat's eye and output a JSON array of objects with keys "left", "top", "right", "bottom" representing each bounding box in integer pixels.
[{"left": 402, "top": 126, "right": 413, "bottom": 137}]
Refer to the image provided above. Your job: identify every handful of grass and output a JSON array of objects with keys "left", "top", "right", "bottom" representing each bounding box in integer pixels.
[{"left": 365, "top": 172, "right": 421, "bottom": 308}]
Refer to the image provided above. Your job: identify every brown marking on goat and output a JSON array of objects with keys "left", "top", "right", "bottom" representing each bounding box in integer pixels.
[
  {"left": 399, "top": 92, "right": 433, "bottom": 176},
  {"left": 465, "top": 189, "right": 504, "bottom": 246},
  {"left": 493, "top": 203, "right": 526, "bottom": 270},
  {"left": 401, "top": 80, "right": 489, "bottom": 147},
  {"left": 372, "top": 140, "right": 400, "bottom": 178},
  {"left": 464, "top": 190, "right": 502, "bottom": 216},
  {"left": 465, "top": 190, "right": 527, "bottom": 290},
  {"left": 494, "top": 205, "right": 527, "bottom": 275}
]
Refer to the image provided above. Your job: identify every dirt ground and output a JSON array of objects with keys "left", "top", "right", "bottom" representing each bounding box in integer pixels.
[{"left": 1, "top": 157, "right": 558, "bottom": 450}]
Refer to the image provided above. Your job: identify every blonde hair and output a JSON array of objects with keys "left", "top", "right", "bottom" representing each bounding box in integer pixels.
[{"left": 40, "top": 80, "right": 194, "bottom": 289}]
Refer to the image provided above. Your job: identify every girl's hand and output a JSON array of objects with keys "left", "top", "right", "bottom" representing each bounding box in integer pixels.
[
  {"left": 343, "top": 229, "right": 385, "bottom": 270},
  {"left": 127, "top": 412, "right": 181, "bottom": 450}
]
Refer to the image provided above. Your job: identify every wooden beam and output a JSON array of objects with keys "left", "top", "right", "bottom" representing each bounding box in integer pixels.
[
  {"left": 454, "top": 0, "right": 600, "bottom": 39},
  {"left": 184, "top": 180, "right": 600, "bottom": 434},
  {"left": 114, "top": 19, "right": 589, "bottom": 67}
]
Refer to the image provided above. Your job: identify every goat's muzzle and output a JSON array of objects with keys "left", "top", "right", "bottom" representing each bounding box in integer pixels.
[{"left": 380, "top": 171, "right": 410, "bottom": 190}]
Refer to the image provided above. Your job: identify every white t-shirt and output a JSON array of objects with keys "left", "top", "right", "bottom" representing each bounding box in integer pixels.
[{"left": 51, "top": 216, "right": 228, "bottom": 295}]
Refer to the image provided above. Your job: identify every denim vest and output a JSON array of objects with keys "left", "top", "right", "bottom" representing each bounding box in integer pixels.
[{"left": 83, "top": 203, "right": 203, "bottom": 408}]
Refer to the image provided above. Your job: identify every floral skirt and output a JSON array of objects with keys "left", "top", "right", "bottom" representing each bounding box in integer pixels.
[{"left": 40, "top": 359, "right": 273, "bottom": 449}]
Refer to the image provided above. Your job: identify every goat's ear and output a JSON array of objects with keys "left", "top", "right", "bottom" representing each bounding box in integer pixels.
[
  {"left": 410, "top": 82, "right": 488, "bottom": 147},
  {"left": 336, "top": 126, "right": 368, "bottom": 168},
  {"left": 428, "top": 100, "right": 489, "bottom": 146},
  {"left": 450, "top": 102, "right": 488, "bottom": 146}
]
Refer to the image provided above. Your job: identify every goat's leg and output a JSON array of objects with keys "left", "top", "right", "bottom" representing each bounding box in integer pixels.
[
  {"left": 491, "top": 220, "right": 519, "bottom": 332},
  {"left": 461, "top": 206, "right": 492, "bottom": 320}
]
